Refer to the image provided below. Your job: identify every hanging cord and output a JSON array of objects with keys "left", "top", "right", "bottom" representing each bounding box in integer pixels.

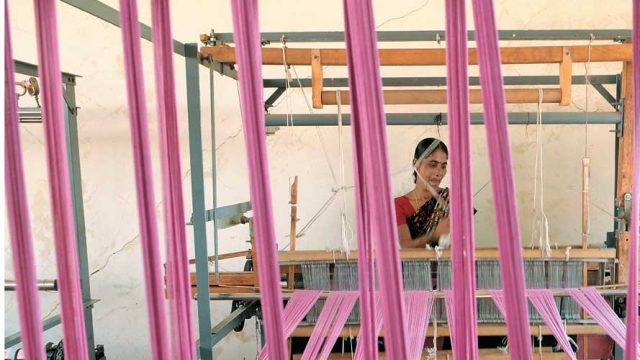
[
  {"left": 530, "top": 88, "right": 553, "bottom": 257},
  {"left": 537, "top": 325, "right": 543, "bottom": 360},
  {"left": 337, "top": 90, "right": 354, "bottom": 254}
]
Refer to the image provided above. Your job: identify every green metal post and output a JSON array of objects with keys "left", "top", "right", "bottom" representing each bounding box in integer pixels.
[
  {"left": 63, "top": 77, "right": 96, "bottom": 359},
  {"left": 208, "top": 60, "right": 220, "bottom": 283},
  {"left": 185, "top": 43, "right": 213, "bottom": 360}
]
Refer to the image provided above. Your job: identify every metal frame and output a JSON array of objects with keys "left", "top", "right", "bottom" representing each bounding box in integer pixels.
[{"left": 6, "top": 61, "right": 98, "bottom": 359}]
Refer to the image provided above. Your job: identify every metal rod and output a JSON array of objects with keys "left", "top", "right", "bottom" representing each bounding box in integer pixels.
[
  {"left": 212, "top": 29, "right": 632, "bottom": 44},
  {"left": 4, "top": 300, "right": 98, "bottom": 349},
  {"left": 63, "top": 81, "right": 96, "bottom": 357},
  {"left": 265, "top": 112, "right": 621, "bottom": 126},
  {"left": 208, "top": 288, "right": 634, "bottom": 301},
  {"left": 185, "top": 43, "right": 214, "bottom": 360},
  {"left": 263, "top": 75, "right": 618, "bottom": 88},
  {"left": 4, "top": 279, "right": 57, "bottom": 291},
  {"left": 209, "top": 57, "right": 220, "bottom": 285}
]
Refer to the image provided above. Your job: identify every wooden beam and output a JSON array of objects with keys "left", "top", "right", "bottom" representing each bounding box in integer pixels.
[
  {"left": 616, "top": 61, "right": 635, "bottom": 284},
  {"left": 187, "top": 250, "right": 251, "bottom": 265},
  {"left": 311, "top": 49, "right": 323, "bottom": 109},
  {"left": 201, "top": 44, "right": 631, "bottom": 66},
  {"left": 278, "top": 247, "right": 617, "bottom": 263},
  {"left": 189, "top": 272, "right": 256, "bottom": 287},
  {"left": 617, "top": 61, "right": 635, "bottom": 198},
  {"left": 322, "top": 88, "right": 562, "bottom": 105},
  {"left": 289, "top": 323, "right": 606, "bottom": 338},
  {"left": 560, "top": 47, "right": 572, "bottom": 106}
]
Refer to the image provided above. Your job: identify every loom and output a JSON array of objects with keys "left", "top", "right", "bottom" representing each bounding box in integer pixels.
[
  {"left": 186, "top": 27, "right": 637, "bottom": 359},
  {"left": 5, "top": 0, "right": 638, "bottom": 358}
]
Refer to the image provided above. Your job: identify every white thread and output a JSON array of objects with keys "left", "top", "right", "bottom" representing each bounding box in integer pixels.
[
  {"left": 565, "top": 246, "right": 572, "bottom": 261},
  {"left": 337, "top": 90, "right": 353, "bottom": 255},
  {"left": 530, "top": 88, "right": 552, "bottom": 256}
]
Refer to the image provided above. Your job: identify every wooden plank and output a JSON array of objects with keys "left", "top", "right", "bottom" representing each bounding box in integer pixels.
[
  {"left": 189, "top": 272, "right": 256, "bottom": 286},
  {"left": 187, "top": 250, "right": 251, "bottom": 265},
  {"left": 292, "top": 348, "right": 568, "bottom": 360},
  {"left": 278, "top": 247, "right": 617, "bottom": 263},
  {"left": 560, "top": 47, "right": 572, "bottom": 106},
  {"left": 617, "top": 61, "right": 635, "bottom": 197},
  {"left": 617, "top": 231, "right": 631, "bottom": 283},
  {"left": 201, "top": 44, "right": 632, "bottom": 66},
  {"left": 322, "top": 88, "right": 562, "bottom": 105},
  {"left": 311, "top": 49, "right": 323, "bottom": 109},
  {"left": 289, "top": 323, "right": 606, "bottom": 338}
]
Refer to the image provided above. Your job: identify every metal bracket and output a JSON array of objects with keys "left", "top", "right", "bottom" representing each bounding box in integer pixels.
[
  {"left": 190, "top": 201, "right": 252, "bottom": 229},
  {"left": 616, "top": 101, "right": 625, "bottom": 137},
  {"left": 210, "top": 301, "right": 259, "bottom": 345}
]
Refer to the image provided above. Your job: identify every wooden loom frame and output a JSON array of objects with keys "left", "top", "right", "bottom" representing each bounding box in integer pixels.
[{"left": 191, "top": 36, "right": 636, "bottom": 359}]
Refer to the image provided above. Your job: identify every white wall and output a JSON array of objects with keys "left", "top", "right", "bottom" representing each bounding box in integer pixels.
[{"left": 4, "top": 0, "right": 632, "bottom": 358}]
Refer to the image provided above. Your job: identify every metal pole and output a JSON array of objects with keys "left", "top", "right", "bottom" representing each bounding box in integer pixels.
[
  {"left": 185, "top": 43, "right": 213, "bottom": 360},
  {"left": 264, "top": 112, "right": 622, "bottom": 126},
  {"left": 63, "top": 77, "right": 96, "bottom": 359},
  {"left": 208, "top": 60, "right": 220, "bottom": 284}
]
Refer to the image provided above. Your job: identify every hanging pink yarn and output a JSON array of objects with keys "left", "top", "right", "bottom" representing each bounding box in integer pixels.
[
  {"left": 258, "top": 290, "right": 322, "bottom": 360},
  {"left": 445, "top": 0, "right": 479, "bottom": 358},
  {"left": 342, "top": 0, "right": 409, "bottom": 357},
  {"left": 5, "top": 3, "right": 46, "bottom": 358},
  {"left": 32, "top": 0, "right": 88, "bottom": 357},
  {"left": 469, "top": 0, "right": 533, "bottom": 358},
  {"left": 118, "top": 0, "right": 170, "bottom": 358},
  {"left": 527, "top": 289, "right": 576, "bottom": 360},
  {"left": 229, "top": 1, "right": 289, "bottom": 357}
]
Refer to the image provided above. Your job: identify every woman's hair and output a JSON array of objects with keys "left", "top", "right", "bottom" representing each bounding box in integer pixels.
[{"left": 413, "top": 138, "right": 448, "bottom": 183}]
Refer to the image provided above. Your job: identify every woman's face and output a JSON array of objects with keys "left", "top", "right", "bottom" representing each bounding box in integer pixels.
[{"left": 414, "top": 149, "right": 448, "bottom": 188}]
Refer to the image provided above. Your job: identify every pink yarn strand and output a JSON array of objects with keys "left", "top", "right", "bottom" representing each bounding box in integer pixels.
[
  {"left": 445, "top": 0, "right": 479, "bottom": 358},
  {"left": 5, "top": 4, "right": 46, "bottom": 359},
  {"left": 342, "top": 0, "right": 409, "bottom": 358},
  {"left": 470, "top": 0, "right": 533, "bottom": 358},
  {"left": 229, "top": 0, "right": 287, "bottom": 358},
  {"left": 406, "top": 291, "right": 435, "bottom": 359},
  {"left": 150, "top": 0, "right": 195, "bottom": 357},
  {"left": 354, "top": 294, "right": 383, "bottom": 360},
  {"left": 119, "top": 0, "right": 170, "bottom": 358},
  {"left": 444, "top": 290, "right": 458, "bottom": 351},
  {"left": 32, "top": 0, "right": 88, "bottom": 357},
  {"left": 527, "top": 290, "right": 577, "bottom": 360},
  {"left": 258, "top": 290, "right": 322, "bottom": 360},
  {"left": 317, "top": 292, "right": 359, "bottom": 359},
  {"left": 626, "top": 0, "right": 640, "bottom": 357}
]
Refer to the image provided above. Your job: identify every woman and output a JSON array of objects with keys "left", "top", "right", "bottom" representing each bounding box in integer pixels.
[{"left": 395, "top": 138, "right": 451, "bottom": 249}]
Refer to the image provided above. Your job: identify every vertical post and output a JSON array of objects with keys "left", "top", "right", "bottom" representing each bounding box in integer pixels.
[
  {"left": 617, "top": 62, "right": 634, "bottom": 283},
  {"left": 288, "top": 176, "right": 298, "bottom": 289},
  {"left": 63, "top": 77, "right": 96, "bottom": 359},
  {"left": 311, "top": 49, "right": 323, "bottom": 109},
  {"left": 185, "top": 43, "right": 213, "bottom": 360},
  {"left": 208, "top": 58, "right": 220, "bottom": 284}
]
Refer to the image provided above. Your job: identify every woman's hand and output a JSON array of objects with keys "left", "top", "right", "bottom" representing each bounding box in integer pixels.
[{"left": 430, "top": 217, "right": 450, "bottom": 245}]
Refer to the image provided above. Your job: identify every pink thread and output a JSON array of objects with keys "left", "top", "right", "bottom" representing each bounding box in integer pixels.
[
  {"left": 354, "top": 295, "right": 383, "bottom": 360},
  {"left": 317, "top": 292, "right": 359, "bottom": 359},
  {"left": 229, "top": 0, "right": 287, "bottom": 358},
  {"left": 119, "top": 0, "right": 170, "bottom": 358},
  {"left": 32, "top": 0, "right": 88, "bottom": 357},
  {"left": 470, "top": 0, "right": 533, "bottom": 358},
  {"left": 445, "top": 0, "right": 479, "bottom": 358},
  {"left": 444, "top": 290, "right": 458, "bottom": 351},
  {"left": 258, "top": 290, "right": 322, "bottom": 360},
  {"left": 342, "top": 0, "right": 409, "bottom": 358},
  {"left": 567, "top": 288, "right": 640, "bottom": 356},
  {"left": 627, "top": 1, "right": 640, "bottom": 357},
  {"left": 527, "top": 289, "right": 576, "bottom": 360},
  {"left": 150, "top": 0, "right": 195, "bottom": 357},
  {"left": 5, "top": 3, "right": 46, "bottom": 358},
  {"left": 301, "top": 292, "right": 357, "bottom": 360},
  {"left": 489, "top": 289, "right": 507, "bottom": 317},
  {"left": 406, "top": 291, "right": 436, "bottom": 359}
]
